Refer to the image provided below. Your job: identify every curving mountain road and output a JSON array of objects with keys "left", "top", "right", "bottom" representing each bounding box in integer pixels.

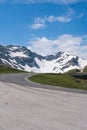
[
  {"left": 0, "top": 75, "right": 87, "bottom": 130},
  {"left": 0, "top": 73, "right": 87, "bottom": 130},
  {"left": 0, "top": 73, "right": 87, "bottom": 94}
]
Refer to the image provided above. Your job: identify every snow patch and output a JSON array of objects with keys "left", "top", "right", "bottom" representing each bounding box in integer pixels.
[{"left": 9, "top": 52, "right": 28, "bottom": 58}]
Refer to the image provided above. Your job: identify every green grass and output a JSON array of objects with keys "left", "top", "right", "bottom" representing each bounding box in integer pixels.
[
  {"left": 83, "top": 66, "right": 87, "bottom": 72},
  {"left": 29, "top": 73, "right": 87, "bottom": 90},
  {"left": 0, "top": 65, "right": 27, "bottom": 73},
  {"left": 65, "top": 69, "right": 80, "bottom": 74}
]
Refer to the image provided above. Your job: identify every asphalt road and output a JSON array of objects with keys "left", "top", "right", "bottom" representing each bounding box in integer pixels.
[
  {"left": 0, "top": 73, "right": 87, "bottom": 94},
  {"left": 0, "top": 81, "right": 87, "bottom": 130}
]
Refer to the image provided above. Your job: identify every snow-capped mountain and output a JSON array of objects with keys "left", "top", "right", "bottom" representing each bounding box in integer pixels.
[{"left": 0, "top": 44, "right": 87, "bottom": 73}]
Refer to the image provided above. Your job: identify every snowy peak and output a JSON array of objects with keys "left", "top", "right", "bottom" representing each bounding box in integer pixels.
[
  {"left": 35, "top": 52, "right": 87, "bottom": 73},
  {"left": 0, "top": 44, "right": 87, "bottom": 73}
]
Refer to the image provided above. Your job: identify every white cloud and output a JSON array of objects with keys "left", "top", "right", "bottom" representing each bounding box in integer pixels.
[
  {"left": 31, "top": 17, "right": 46, "bottom": 30},
  {"left": 31, "top": 15, "right": 71, "bottom": 29},
  {"left": 28, "top": 37, "right": 55, "bottom": 55},
  {"left": 31, "top": 23, "right": 45, "bottom": 29},
  {"left": 34, "top": 17, "right": 45, "bottom": 24},
  {"left": 31, "top": 6, "right": 84, "bottom": 28},
  {"left": 46, "top": 16, "right": 71, "bottom": 23},
  {"left": 28, "top": 34, "right": 87, "bottom": 59},
  {"left": 35, "top": 15, "right": 72, "bottom": 23}
]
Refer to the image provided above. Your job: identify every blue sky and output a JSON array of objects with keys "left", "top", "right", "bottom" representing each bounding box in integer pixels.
[{"left": 0, "top": 0, "right": 87, "bottom": 58}]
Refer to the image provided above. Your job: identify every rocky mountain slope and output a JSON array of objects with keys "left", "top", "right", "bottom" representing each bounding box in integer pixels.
[{"left": 0, "top": 44, "right": 87, "bottom": 73}]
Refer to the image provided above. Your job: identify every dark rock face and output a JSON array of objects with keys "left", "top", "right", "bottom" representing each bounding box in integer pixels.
[
  {"left": 45, "top": 52, "right": 64, "bottom": 61},
  {"left": 67, "top": 57, "right": 79, "bottom": 66}
]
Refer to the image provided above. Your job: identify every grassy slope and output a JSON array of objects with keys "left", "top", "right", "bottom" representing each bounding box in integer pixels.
[
  {"left": 83, "top": 66, "right": 87, "bottom": 72},
  {"left": 0, "top": 65, "right": 27, "bottom": 73},
  {"left": 29, "top": 73, "right": 87, "bottom": 90},
  {"left": 65, "top": 69, "right": 80, "bottom": 74}
]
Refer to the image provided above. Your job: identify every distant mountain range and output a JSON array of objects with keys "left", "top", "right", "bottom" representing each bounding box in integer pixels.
[{"left": 0, "top": 44, "right": 87, "bottom": 73}]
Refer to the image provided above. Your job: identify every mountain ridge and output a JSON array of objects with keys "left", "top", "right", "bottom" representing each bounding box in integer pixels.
[{"left": 0, "top": 44, "right": 87, "bottom": 73}]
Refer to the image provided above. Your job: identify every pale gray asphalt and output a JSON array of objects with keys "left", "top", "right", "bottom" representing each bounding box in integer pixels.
[
  {"left": 0, "top": 74, "right": 87, "bottom": 130},
  {"left": 0, "top": 81, "right": 87, "bottom": 130},
  {"left": 0, "top": 73, "right": 87, "bottom": 94}
]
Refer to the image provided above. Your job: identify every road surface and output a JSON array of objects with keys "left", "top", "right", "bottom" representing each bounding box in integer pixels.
[
  {"left": 0, "top": 81, "right": 87, "bottom": 130},
  {"left": 0, "top": 73, "right": 87, "bottom": 94}
]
